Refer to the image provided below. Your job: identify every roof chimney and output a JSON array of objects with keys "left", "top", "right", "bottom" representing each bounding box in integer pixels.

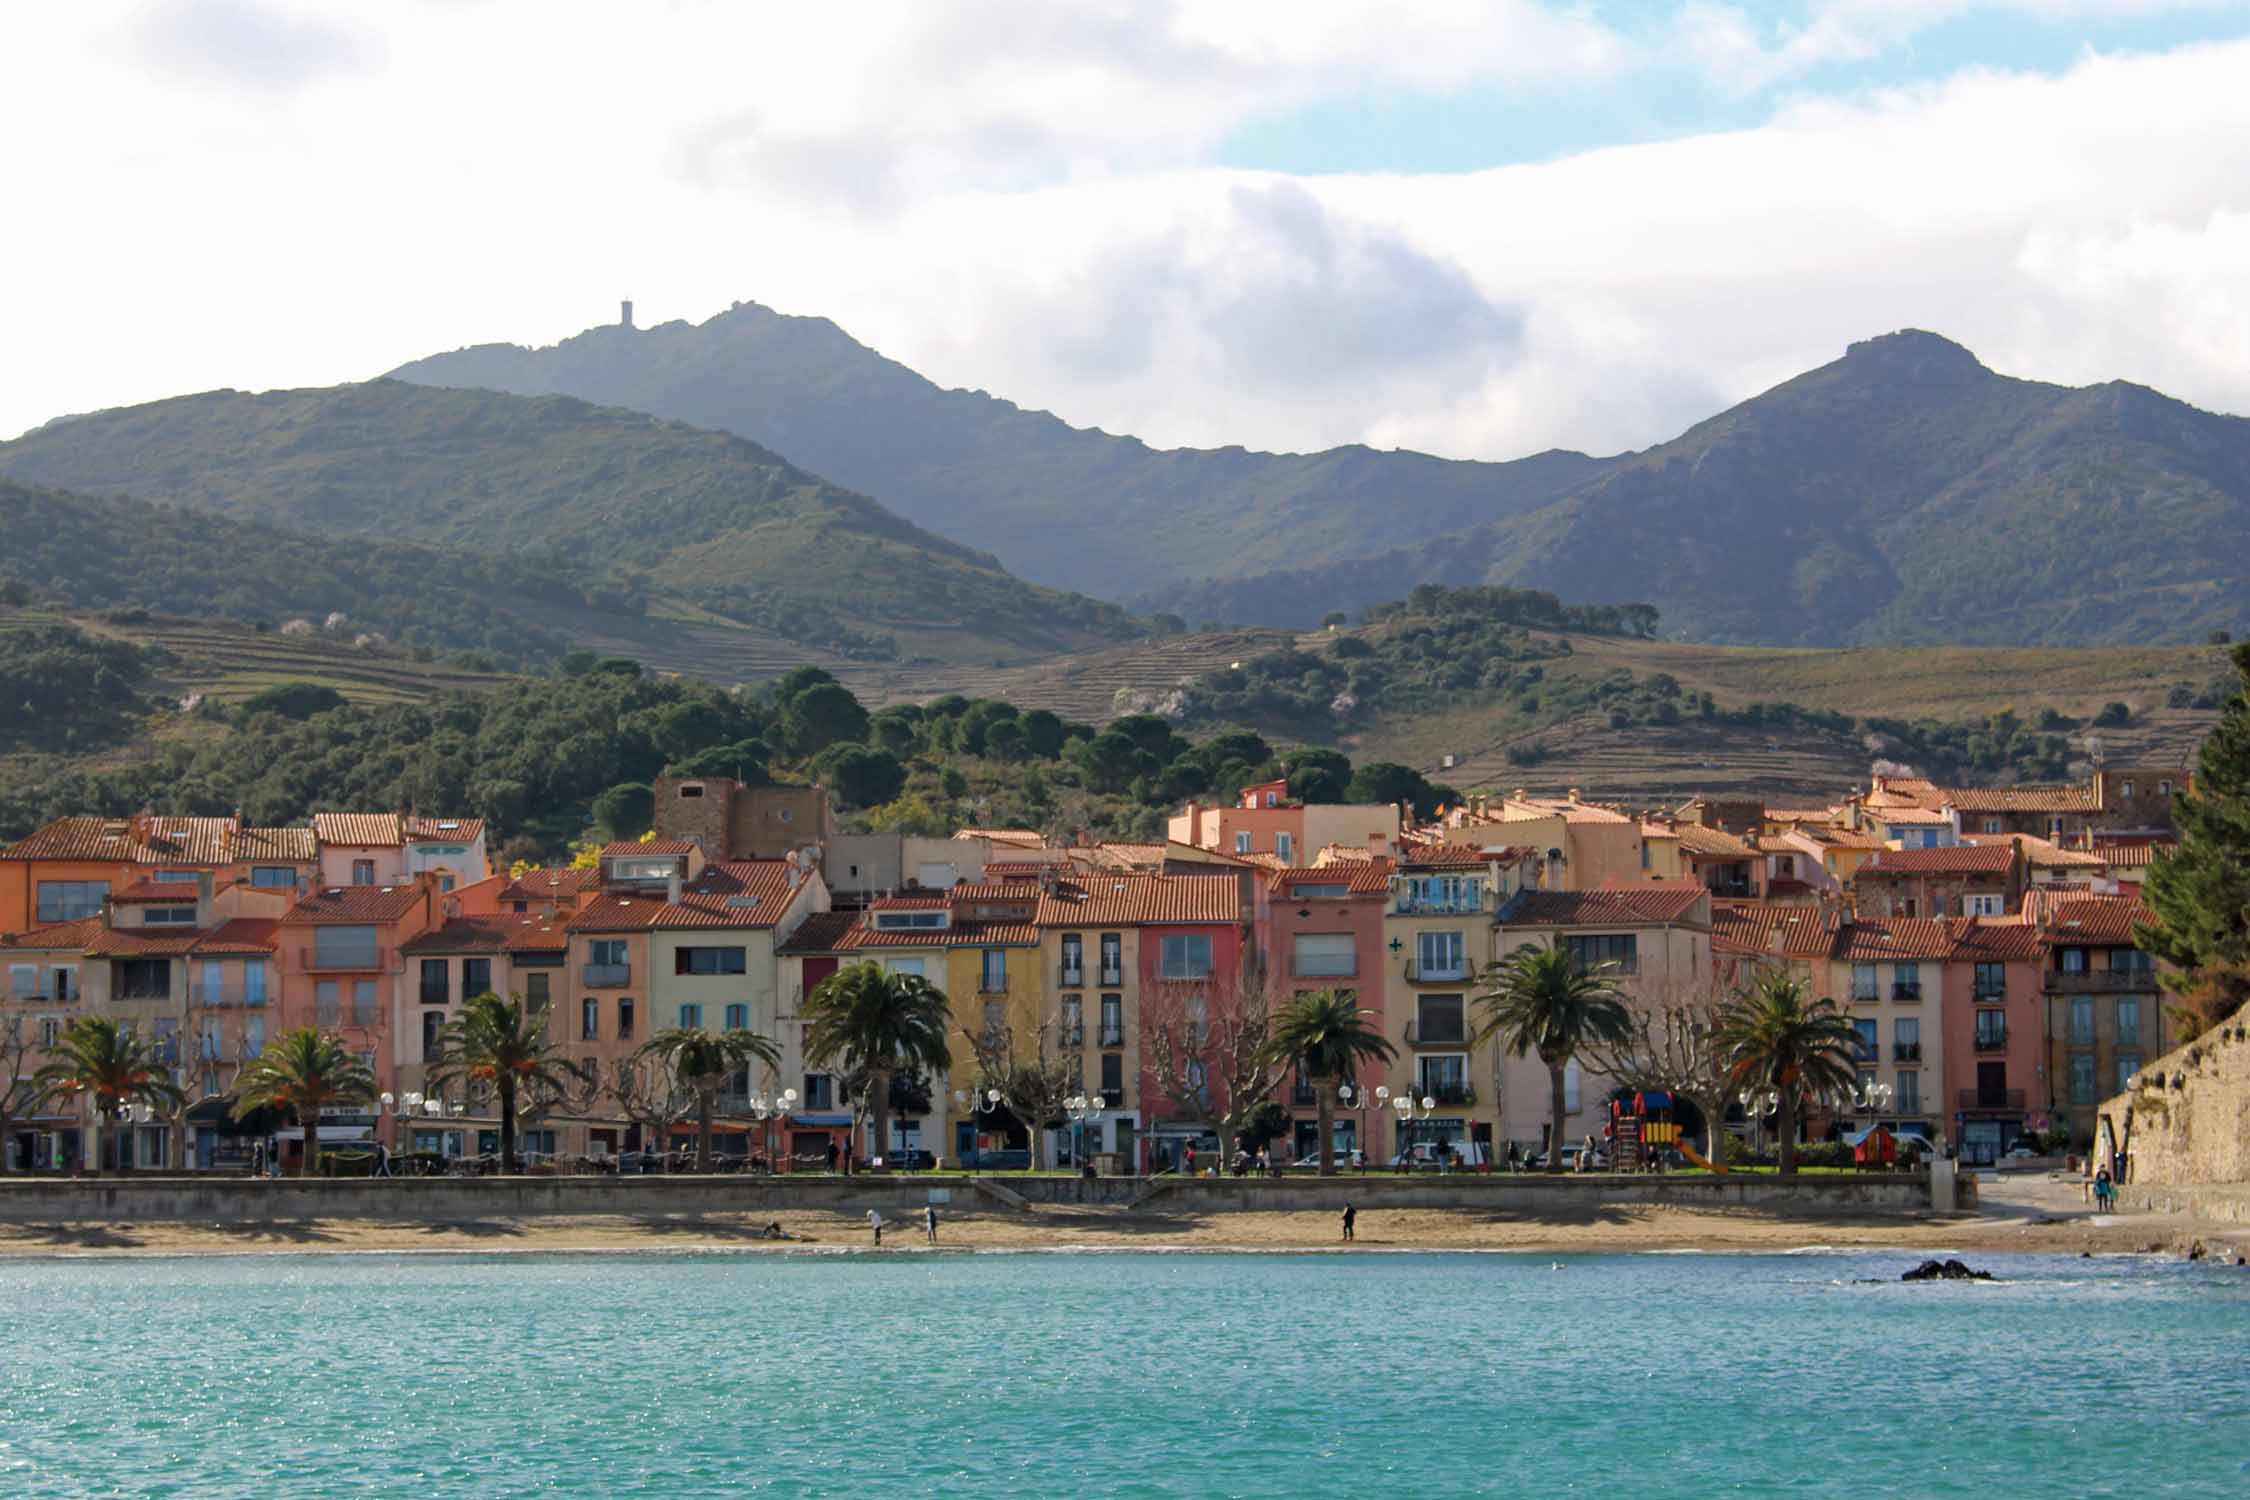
[
  {"left": 666, "top": 871, "right": 683, "bottom": 906},
  {"left": 1567, "top": 787, "right": 1582, "bottom": 804}
]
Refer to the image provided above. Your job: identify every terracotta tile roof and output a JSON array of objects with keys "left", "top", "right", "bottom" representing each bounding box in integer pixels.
[
  {"left": 1035, "top": 874, "right": 1242, "bottom": 927},
  {"left": 280, "top": 883, "right": 434, "bottom": 925},
  {"left": 0, "top": 815, "right": 235, "bottom": 865},
  {"left": 311, "top": 813, "right": 483, "bottom": 847},
  {"left": 1313, "top": 843, "right": 1381, "bottom": 865},
  {"left": 1755, "top": 834, "right": 1807, "bottom": 854},
  {"left": 1767, "top": 807, "right": 1844, "bottom": 824},
  {"left": 1271, "top": 863, "right": 1391, "bottom": 896},
  {"left": 1399, "top": 843, "right": 1525, "bottom": 870},
  {"left": 871, "top": 893, "right": 951, "bottom": 911},
  {"left": 1711, "top": 900, "right": 1837, "bottom": 957},
  {"left": 1504, "top": 798, "right": 1632, "bottom": 825},
  {"left": 83, "top": 926, "right": 207, "bottom": 958},
  {"left": 0, "top": 918, "right": 103, "bottom": 952},
  {"left": 403, "top": 816, "right": 484, "bottom": 843},
  {"left": 1855, "top": 845, "right": 2017, "bottom": 878},
  {"left": 2095, "top": 844, "right": 2172, "bottom": 870},
  {"left": 839, "top": 922, "right": 947, "bottom": 949},
  {"left": 1676, "top": 825, "right": 1760, "bottom": 859},
  {"left": 1082, "top": 842, "right": 1170, "bottom": 869},
  {"left": 403, "top": 916, "right": 537, "bottom": 955},
  {"left": 2042, "top": 896, "right": 2152, "bottom": 946},
  {"left": 956, "top": 828, "right": 1046, "bottom": 847},
  {"left": 233, "top": 826, "right": 317, "bottom": 862},
  {"left": 1798, "top": 826, "right": 1888, "bottom": 851},
  {"left": 196, "top": 918, "right": 281, "bottom": 956},
  {"left": 945, "top": 882, "right": 1043, "bottom": 903},
  {"left": 107, "top": 879, "right": 204, "bottom": 904},
  {"left": 498, "top": 867, "right": 604, "bottom": 904},
  {"left": 1240, "top": 852, "right": 1292, "bottom": 871},
  {"left": 983, "top": 861, "right": 1064, "bottom": 880},
  {"left": 1962, "top": 834, "right": 2105, "bottom": 870},
  {"left": 600, "top": 839, "right": 698, "bottom": 858},
  {"left": 1940, "top": 785, "right": 2099, "bottom": 814},
  {"left": 567, "top": 860, "right": 806, "bottom": 931},
  {"left": 1870, "top": 806, "right": 1952, "bottom": 826},
  {"left": 1946, "top": 918, "right": 2046, "bottom": 962},
  {"left": 1834, "top": 918, "right": 1958, "bottom": 963},
  {"left": 778, "top": 910, "right": 859, "bottom": 954},
  {"left": 1501, "top": 879, "right": 1708, "bottom": 928}
]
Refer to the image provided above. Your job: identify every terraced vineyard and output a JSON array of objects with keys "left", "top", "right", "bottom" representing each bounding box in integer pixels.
[
  {"left": 0, "top": 608, "right": 514, "bottom": 706},
  {"left": 830, "top": 629, "right": 1297, "bottom": 718}
]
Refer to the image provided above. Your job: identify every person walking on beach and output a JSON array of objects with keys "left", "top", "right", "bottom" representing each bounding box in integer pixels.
[
  {"left": 1341, "top": 1203, "right": 1356, "bottom": 1242},
  {"left": 867, "top": 1210, "right": 884, "bottom": 1246},
  {"left": 2094, "top": 1167, "right": 2115, "bottom": 1212},
  {"left": 924, "top": 1204, "right": 939, "bottom": 1243}
]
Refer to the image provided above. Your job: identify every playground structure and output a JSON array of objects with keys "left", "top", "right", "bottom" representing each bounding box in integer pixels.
[{"left": 1608, "top": 1092, "right": 1717, "bottom": 1172}]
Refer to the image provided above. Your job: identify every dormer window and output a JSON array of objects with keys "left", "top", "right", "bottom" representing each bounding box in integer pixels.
[
  {"left": 874, "top": 910, "right": 947, "bottom": 931},
  {"left": 609, "top": 858, "right": 677, "bottom": 882},
  {"left": 144, "top": 906, "right": 198, "bottom": 926}
]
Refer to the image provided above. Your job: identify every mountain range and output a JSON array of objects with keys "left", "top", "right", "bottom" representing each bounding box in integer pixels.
[
  {"left": 0, "top": 381, "right": 1136, "bottom": 664},
  {"left": 390, "top": 308, "right": 2250, "bottom": 647}
]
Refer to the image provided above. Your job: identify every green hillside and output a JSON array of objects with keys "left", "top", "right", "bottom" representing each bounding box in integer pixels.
[
  {"left": 1161, "top": 332, "right": 2250, "bottom": 646},
  {"left": 0, "top": 382, "right": 1140, "bottom": 663},
  {"left": 387, "top": 302, "right": 1604, "bottom": 603}
]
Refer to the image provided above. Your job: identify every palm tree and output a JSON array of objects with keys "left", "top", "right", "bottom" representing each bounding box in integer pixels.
[
  {"left": 1473, "top": 944, "right": 1632, "bottom": 1173},
  {"left": 32, "top": 1016, "right": 188, "bottom": 1173},
  {"left": 634, "top": 1026, "right": 781, "bottom": 1172},
  {"left": 1714, "top": 972, "right": 1860, "bottom": 1175},
  {"left": 1264, "top": 989, "right": 1397, "bottom": 1174},
  {"left": 228, "top": 1028, "right": 375, "bottom": 1176},
  {"left": 427, "top": 993, "right": 588, "bottom": 1173},
  {"left": 803, "top": 960, "right": 951, "bottom": 1168}
]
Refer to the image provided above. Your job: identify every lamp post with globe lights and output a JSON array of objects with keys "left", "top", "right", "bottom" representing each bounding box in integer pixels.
[
  {"left": 1335, "top": 1081, "right": 1389, "bottom": 1170},
  {"left": 953, "top": 1086, "right": 1005, "bottom": 1171}
]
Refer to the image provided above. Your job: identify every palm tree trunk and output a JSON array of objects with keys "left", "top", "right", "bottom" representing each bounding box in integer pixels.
[
  {"left": 1548, "top": 1061, "right": 1566, "bottom": 1178},
  {"left": 1316, "top": 1090, "right": 1335, "bottom": 1176},
  {"left": 500, "top": 1077, "right": 518, "bottom": 1174},
  {"left": 695, "top": 1091, "right": 714, "bottom": 1173},
  {"left": 1776, "top": 1088, "right": 1797, "bottom": 1176},
  {"left": 867, "top": 1068, "right": 890, "bottom": 1169},
  {"left": 303, "top": 1115, "right": 321, "bottom": 1178}
]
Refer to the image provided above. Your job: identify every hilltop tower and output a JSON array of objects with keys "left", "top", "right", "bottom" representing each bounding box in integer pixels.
[{"left": 620, "top": 298, "right": 634, "bottom": 329}]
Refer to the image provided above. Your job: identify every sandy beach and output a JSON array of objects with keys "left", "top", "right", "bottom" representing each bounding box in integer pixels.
[{"left": 0, "top": 1174, "right": 2237, "bottom": 1261}]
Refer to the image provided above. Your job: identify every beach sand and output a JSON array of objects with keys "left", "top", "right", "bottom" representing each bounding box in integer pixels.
[{"left": 0, "top": 1175, "right": 2237, "bottom": 1261}]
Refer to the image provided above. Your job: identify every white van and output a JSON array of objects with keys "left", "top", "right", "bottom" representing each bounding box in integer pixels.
[{"left": 1387, "top": 1140, "right": 1488, "bottom": 1171}]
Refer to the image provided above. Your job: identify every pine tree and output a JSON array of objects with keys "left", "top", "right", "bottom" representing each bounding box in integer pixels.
[{"left": 2139, "top": 642, "right": 2250, "bottom": 1033}]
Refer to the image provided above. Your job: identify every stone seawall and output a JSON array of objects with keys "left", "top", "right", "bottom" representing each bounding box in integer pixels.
[
  {"left": 0, "top": 1170, "right": 1929, "bottom": 1224},
  {"left": 2099, "top": 1017, "right": 2250, "bottom": 1186}
]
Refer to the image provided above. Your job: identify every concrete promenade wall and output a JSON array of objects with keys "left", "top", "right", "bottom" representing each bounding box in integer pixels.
[
  {"left": 2099, "top": 1018, "right": 2250, "bottom": 1186},
  {"left": 0, "top": 1170, "right": 1928, "bottom": 1224},
  {"left": 2119, "top": 1183, "right": 2250, "bottom": 1225}
]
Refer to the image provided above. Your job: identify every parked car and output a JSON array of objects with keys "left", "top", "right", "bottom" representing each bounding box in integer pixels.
[
  {"left": 879, "top": 1149, "right": 937, "bottom": 1171},
  {"left": 2003, "top": 1143, "right": 2041, "bottom": 1161},
  {"left": 1289, "top": 1149, "right": 1367, "bottom": 1171},
  {"left": 1387, "top": 1141, "right": 1488, "bottom": 1171},
  {"left": 1527, "top": 1145, "right": 1608, "bottom": 1170}
]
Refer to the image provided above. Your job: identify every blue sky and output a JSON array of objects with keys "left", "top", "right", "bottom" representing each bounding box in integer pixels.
[{"left": 1221, "top": 3, "right": 2250, "bottom": 173}]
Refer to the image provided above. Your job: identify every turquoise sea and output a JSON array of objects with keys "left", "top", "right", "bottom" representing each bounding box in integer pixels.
[{"left": 0, "top": 1249, "right": 2241, "bottom": 1497}]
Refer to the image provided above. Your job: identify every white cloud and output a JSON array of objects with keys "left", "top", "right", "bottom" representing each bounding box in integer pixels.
[{"left": 3, "top": 1, "right": 2249, "bottom": 482}]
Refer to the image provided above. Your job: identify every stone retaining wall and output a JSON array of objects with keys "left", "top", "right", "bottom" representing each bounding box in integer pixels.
[
  {"left": 2099, "top": 1018, "right": 2250, "bottom": 1186},
  {"left": 0, "top": 1169, "right": 1929, "bottom": 1224}
]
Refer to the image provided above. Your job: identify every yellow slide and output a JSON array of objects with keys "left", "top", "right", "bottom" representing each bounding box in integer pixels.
[{"left": 1676, "top": 1141, "right": 1727, "bottom": 1174}]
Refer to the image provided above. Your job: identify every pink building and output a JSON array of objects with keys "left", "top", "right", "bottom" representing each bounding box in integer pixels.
[
  {"left": 1940, "top": 918, "right": 2049, "bottom": 1164},
  {"left": 1258, "top": 861, "right": 1391, "bottom": 1161}
]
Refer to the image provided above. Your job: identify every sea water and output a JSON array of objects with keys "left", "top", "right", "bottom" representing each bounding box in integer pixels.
[{"left": 0, "top": 1250, "right": 2241, "bottom": 1497}]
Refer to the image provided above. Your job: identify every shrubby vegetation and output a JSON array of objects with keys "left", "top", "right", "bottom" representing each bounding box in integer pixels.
[{"left": 0, "top": 624, "right": 155, "bottom": 753}]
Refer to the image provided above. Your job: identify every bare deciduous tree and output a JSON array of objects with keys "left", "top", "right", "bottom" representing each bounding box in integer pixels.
[
  {"left": 1579, "top": 974, "right": 1744, "bottom": 1168},
  {"left": 0, "top": 1017, "right": 39, "bottom": 1173},
  {"left": 1143, "top": 963, "right": 1281, "bottom": 1168},
  {"left": 968, "top": 1009, "right": 1076, "bottom": 1172}
]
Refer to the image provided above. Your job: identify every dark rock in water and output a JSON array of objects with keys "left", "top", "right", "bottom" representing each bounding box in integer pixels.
[{"left": 1901, "top": 1258, "right": 1994, "bottom": 1282}]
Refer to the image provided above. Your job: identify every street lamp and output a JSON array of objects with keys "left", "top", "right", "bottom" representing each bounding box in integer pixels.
[
  {"left": 1336, "top": 1082, "right": 1389, "bottom": 1170},
  {"left": 744, "top": 1087, "right": 799, "bottom": 1172},
  {"left": 1065, "top": 1094, "right": 1103, "bottom": 1170},
  {"left": 1738, "top": 1088, "right": 1779, "bottom": 1155},
  {"left": 1392, "top": 1092, "right": 1435, "bottom": 1167},
  {"left": 953, "top": 1087, "right": 1005, "bottom": 1171}
]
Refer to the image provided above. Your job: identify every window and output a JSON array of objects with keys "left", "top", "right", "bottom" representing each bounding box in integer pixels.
[
  {"left": 618, "top": 998, "right": 635, "bottom": 1040},
  {"left": 38, "top": 1017, "right": 58, "bottom": 1048},
  {"left": 351, "top": 860, "right": 376, "bottom": 886},
  {"left": 352, "top": 980, "right": 378, "bottom": 1027},
  {"left": 1415, "top": 995, "right": 1466, "bottom": 1044},
  {"left": 1416, "top": 931, "right": 1466, "bottom": 980},
  {"left": 250, "top": 866, "right": 297, "bottom": 889},
  {"left": 244, "top": 1015, "right": 264, "bottom": 1057},
  {"left": 1275, "top": 832, "right": 1294, "bottom": 863},
  {"left": 1894, "top": 1016, "right": 1920, "bottom": 1052},
  {"left": 678, "top": 783, "right": 705, "bottom": 799},
  {"left": 2116, "top": 1053, "right": 2141, "bottom": 1092},
  {"left": 1563, "top": 1060, "right": 1581, "bottom": 1113},
  {"left": 1417, "top": 1054, "right": 1467, "bottom": 1099},
  {"left": 1293, "top": 933, "right": 1357, "bottom": 978},
  {"left": 1893, "top": 962, "right": 1921, "bottom": 999},
  {"left": 1850, "top": 963, "right": 1878, "bottom": 1001},
  {"left": 2158, "top": 780, "right": 2173, "bottom": 797},
  {"left": 1975, "top": 1009, "right": 2007, "bottom": 1050},
  {"left": 1100, "top": 994, "right": 1122, "bottom": 1046},
  {"left": 313, "top": 926, "right": 378, "bottom": 970},
  {"left": 2070, "top": 997, "right": 2095, "bottom": 1044},
  {"left": 1982, "top": 818, "right": 2003, "bottom": 834},
  {"left": 1100, "top": 1052, "right": 1123, "bottom": 1096},
  {"left": 1563, "top": 934, "right": 1637, "bottom": 975},
  {"left": 582, "top": 998, "right": 599, "bottom": 1041},
  {"left": 2120, "top": 780, "right": 2134, "bottom": 799},
  {"left": 7, "top": 964, "right": 34, "bottom": 998},
  {"left": 678, "top": 1003, "right": 704, "bottom": 1030},
  {"left": 2115, "top": 997, "right": 2141, "bottom": 1040},
  {"left": 803, "top": 1074, "right": 834, "bottom": 1109},
  {"left": 1294, "top": 884, "right": 1348, "bottom": 898},
  {"left": 1964, "top": 894, "right": 2002, "bottom": 917},
  {"left": 144, "top": 906, "right": 197, "bottom": 926},
  {"left": 241, "top": 964, "right": 265, "bottom": 1007},
  {"left": 462, "top": 959, "right": 491, "bottom": 996},
  {"left": 1234, "top": 832, "right": 1252, "bottom": 855},
  {"left": 1851, "top": 1018, "right": 1877, "bottom": 1062},
  {"left": 2070, "top": 1053, "right": 2097, "bottom": 1105},
  {"left": 1061, "top": 934, "right": 1083, "bottom": 980},
  {"left": 2060, "top": 947, "right": 2088, "bottom": 974},
  {"left": 420, "top": 960, "right": 449, "bottom": 1005},
  {"left": 674, "top": 946, "right": 748, "bottom": 976},
  {"left": 1061, "top": 995, "right": 1083, "bottom": 1033},
  {"left": 2112, "top": 948, "right": 2154, "bottom": 976},
  {"left": 316, "top": 980, "right": 341, "bottom": 1026},
  {"left": 524, "top": 972, "right": 549, "bottom": 1007},
  {"left": 116, "top": 959, "right": 170, "bottom": 1001},
  {"left": 1160, "top": 934, "right": 1213, "bottom": 980},
  {"left": 422, "top": 1010, "right": 444, "bottom": 1062},
  {"left": 35, "top": 881, "right": 107, "bottom": 922},
  {"left": 1973, "top": 962, "right": 2006, "bottom": 999},
  {"left": 611, "top": 858, "right": 677, "bottom": 882},
  {"left": 724, "top": 1003, "right": 748, "bottom": 1031},
  {"left": 884, "top": 957, "right": 926, "bottom": 978},
  {"left": 1099, "top": 933, "right": 1123, "bottom": 982},
  {"left": 872, "top": 911, "right": 946, "bottom": 931},
  {"left": 1896, "top": 1071, "right": 1920, "bottom": 1114},
  {"left": 588, "top": 939, "right": 627, "bottom": 968},
  {"left": 981, "top": 949, "right": 1008, "bottom": 993}
]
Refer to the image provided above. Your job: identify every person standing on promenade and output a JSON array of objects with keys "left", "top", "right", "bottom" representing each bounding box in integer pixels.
[
  {"left": 1341, "top": 1203, "right": 1356, "bottom": 1242},
  {"left": 924, "top": 1204, "right": 939, "bottom": 1243},
  {"left": 826, "top": 1141, "right": 839, "bottom": 1174},
  {"left": 868, "top": 1210, "right": 884, "bottom": 1246}
]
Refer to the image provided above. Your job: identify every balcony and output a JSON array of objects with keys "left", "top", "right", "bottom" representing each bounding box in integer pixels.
[
  {"left": 1098, "top": 966, "right": 1123, "bottom": 987},
  {"left": 979, "top": 977, "right": 1010, "bottom": 996},
  {"left": 1097, "top": 1087, "right": 1125, "bottom": 1108},
  {"left": 1891, "top": 983, "right": 1923, "bottom": 1003},
  {"left": 1291, "top": 1081, "right": 1317, "bottom": 1108},
  {"left": 582, "top": 963, "right": 632, "bottom": 988},
  {"left": 1850, "top": 989, "right": 1880, "bottom": 1005},
  {"left": 188, "top": 979, "right": 266, "bottom": 1009},
  {"left": 301, "top": 947, "right": 395, "bottom": 974},
  {"left": 1420, "top": 1083, "right": 1476, "bottom": 1106},
  {"left": 1892, "top": 1042, "right": 1922, "bottom": 1063},
  {"left": 1059, "top": 966, "right": 1085, "bottom": 988},
  {"left": 1099, "top": 1025, "right": 1124, "bottom": 1048},
  {"left": 1958, "top": 1088, "right": 2026, "bottom": 1112},
  {"left": 316, "top": 1003, "right": 382, "bottom": 1029},
  {"left": 1971, "top": 986, "right": 2007, "bottom": 1004},
  {"left": 1061, "top": 1023, "right": 1085, "bottom": 1047},
  {"left": 1705, "top": 879, "right": 1754, "bottom": 900},
  {"left": 1405, "top": 1020, "right": 1469, "bottom": 1046},
  {"left": 1974, "top": 1031, "right": 2009, "bottom": 1053},
  {"left": 1393, "top": 893, "right": 1486, "bottom": 916},
  {"left": 1291, "top": 958, "right": 1359, "bottom": 979},
  {"left": 1404, "top": 957, "right": 1473, "bottom": 984},
  {"left": 2045, "top": 969, "right": 2157, "bottom": 994}
]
